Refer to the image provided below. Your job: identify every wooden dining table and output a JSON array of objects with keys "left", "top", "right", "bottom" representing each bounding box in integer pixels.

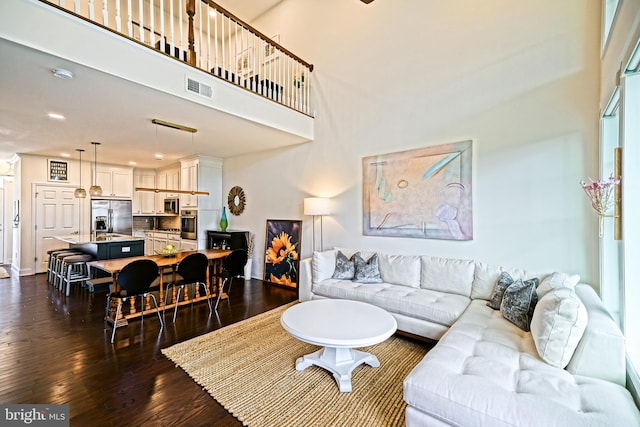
[{"left": 89, "top": 249, "right": 232, "bottom": 325}]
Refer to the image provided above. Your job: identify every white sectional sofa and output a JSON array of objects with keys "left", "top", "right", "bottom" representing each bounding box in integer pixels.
[{"left": 298, "top": 249, "right": 640, "bottom": 426}]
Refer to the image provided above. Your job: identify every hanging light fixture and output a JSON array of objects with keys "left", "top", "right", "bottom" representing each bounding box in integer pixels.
[
  {"left": 74, "top": 149, "right": 87, "bottom": 198},
  {"left": 89, "top": 141, "right": 103, "bottom": 197}
]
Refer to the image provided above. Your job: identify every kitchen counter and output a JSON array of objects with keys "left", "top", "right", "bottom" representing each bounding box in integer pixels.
[
  {"left": 54, "top": 234, "right": 145, "bottom": 260},
  {"left": 55, "top": 234, "right": 144, "bottom": 244}
]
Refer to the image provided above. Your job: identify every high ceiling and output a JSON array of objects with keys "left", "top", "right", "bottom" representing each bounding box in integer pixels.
[{"left": 0, "top": 0, "right": 290, "bottom": 169}]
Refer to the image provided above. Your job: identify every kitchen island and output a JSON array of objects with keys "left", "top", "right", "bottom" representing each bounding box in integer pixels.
[{"left": 54, "top": 234, "right": 145, "bottom": 260}]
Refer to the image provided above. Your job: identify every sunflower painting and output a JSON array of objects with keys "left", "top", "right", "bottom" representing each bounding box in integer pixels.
[{"left": 264, "top": 219, "right": 302, "bottom": 289}]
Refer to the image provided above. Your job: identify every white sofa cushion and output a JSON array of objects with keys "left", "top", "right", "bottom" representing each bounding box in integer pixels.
[
  {"left": 421, "top": 256, "right": 474, "bottom": 297},
  {"left": 530, "top": 288, "right": 587, "bottom": 368},
  {"left": 378, "top": 253, "right": 421, "bottom": 288},
  {"left": 312, "top": 250, "right": 338, "bottom": 283},
  {"left": 404, "top": 299, "right": 640, "bottom": 426},
  {"left": 472, "top": 261, "right": 549, "bottom": 300},
  {"left": 312, "top": 279, "right": 469, "bottom": 327},
  {"left": 536, "top": 271, "right": 581, "bottom": 299}
]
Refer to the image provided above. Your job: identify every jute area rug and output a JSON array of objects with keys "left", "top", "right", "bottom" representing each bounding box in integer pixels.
[{"left": 161, "top": 303, "right": 430, "bottom": 427}]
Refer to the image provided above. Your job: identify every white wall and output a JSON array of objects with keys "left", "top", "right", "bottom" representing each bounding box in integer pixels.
[{"left": 222, "top": 0, "right": 602, "bottom": 285}]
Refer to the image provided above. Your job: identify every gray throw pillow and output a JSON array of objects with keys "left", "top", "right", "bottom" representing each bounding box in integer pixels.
[
  {"left": 332, "top": 250, "right": 356, "bottom": 279},
  {"left": 500, "top": 278, "right": 539, "bottom": 331},
  {"left": 486, "top": 272, "right": 514, "bottom": 310},
  {"left": 353, "top": 253, "right": 384, "bottom": 284}
]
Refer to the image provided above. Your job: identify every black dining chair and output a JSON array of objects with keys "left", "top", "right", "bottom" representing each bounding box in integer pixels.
[
  {"left": 164, "top": 252, "right": 211, "bottom": 322},
  {"left": 107, "top": 259, "right": 162, "bottom": 343},
  {"left": 214, "top": 249, "right": 248, "bottom": 311}
]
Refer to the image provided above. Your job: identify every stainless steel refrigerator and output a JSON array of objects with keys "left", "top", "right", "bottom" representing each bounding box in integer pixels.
[{"left": 91, "top": 199, "right": 133, "bottom": 235}]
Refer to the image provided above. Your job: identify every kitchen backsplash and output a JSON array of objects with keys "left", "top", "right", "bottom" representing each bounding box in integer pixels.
[{"left": 133, "top": 216, "right": 180, "bottom": 231}]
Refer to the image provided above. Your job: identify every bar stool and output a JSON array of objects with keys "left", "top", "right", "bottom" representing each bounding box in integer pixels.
[
  {"left": 48, "top": 249, "right": 81, "bottom": 286},
  {"left": 60, "top": 253, "right": 94, "bottom": 296}
]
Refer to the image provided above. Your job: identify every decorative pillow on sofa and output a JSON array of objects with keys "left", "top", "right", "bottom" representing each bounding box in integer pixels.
[
  {"left": 536, "top": 272, "right": 580, "bottom": 299},
  {"left": 332, "top": 250, "right": 357, "bottom": 280},
  {"left": 500, "top": 277, "right": 539, "bottom": 331},
  {"left": 312, "top": 250, "right": 338, "bottom": 283},
  {"left": 486, "top": 272, "right": 514, "bottom": 310},
  {"left": 530, "top": 288, "right": 588, "bottom": 368},
  {"left": 353, "top": 253, "right": 384, "bottom": 284}
]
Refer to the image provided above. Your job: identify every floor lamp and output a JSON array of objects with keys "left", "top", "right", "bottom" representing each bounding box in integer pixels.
[{"left": 304, "top": 197, "right": 330, "bottom": 252}]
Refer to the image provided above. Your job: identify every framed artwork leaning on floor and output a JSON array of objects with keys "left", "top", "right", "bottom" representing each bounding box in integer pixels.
[{"left": 264, "top": 219, "right": 302, "bottom": 289}]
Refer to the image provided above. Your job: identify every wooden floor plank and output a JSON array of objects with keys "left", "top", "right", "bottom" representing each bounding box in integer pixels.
[{"left": 0, "top": 273, "right": 297, "bottom": 425}]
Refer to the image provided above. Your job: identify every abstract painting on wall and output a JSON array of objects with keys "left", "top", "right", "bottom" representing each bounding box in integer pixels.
[{"left": 362, "top": 140, "right": 473, "bottom": 240}]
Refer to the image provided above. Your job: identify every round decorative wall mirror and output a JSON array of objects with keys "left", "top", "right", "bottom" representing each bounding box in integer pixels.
[{"left": 227, "top": 186, "right": 246, "bottom": 215}]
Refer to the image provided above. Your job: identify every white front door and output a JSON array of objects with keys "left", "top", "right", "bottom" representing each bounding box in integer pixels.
[{"left": 34, "top": 185, "right": 80, "bottom": 273}]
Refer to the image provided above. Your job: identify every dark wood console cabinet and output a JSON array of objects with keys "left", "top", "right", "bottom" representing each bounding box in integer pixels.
[{"left": 206, "top": 230, "right": 250, "bottom": 251}]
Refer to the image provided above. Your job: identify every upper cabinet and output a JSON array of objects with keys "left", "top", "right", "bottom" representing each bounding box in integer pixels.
[
  {"left": 94, "top": 165, "right": 133, "bottom": 199},
  {"left": 133, "top": 169, "right": 156, "bottom": 214},
  {"left": 180, "top": 156, "right": 222, "bottom": 210},
  {"left": 155, "top": 166, "right": 181, "bottom": 214}
]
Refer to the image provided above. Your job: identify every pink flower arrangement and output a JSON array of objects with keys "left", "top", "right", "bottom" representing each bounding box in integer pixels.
[{"left": 580, "top": 174, "right": 621, "bottom": 215}]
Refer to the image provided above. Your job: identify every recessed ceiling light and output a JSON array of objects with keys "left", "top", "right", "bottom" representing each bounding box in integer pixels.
[
  {"left": 51, "top": 68, "right": 74, "bottom": 79},
  {"left": 128, "top": 161, "right": 137, "bottom": 165},
  {"left": 60, "top": 152, "right": 71, "bottom": 158},
  {"left": 48, "top": 113, "right": 65, "bottom": 120},
  {"left": 154, "top": 153, "right": 164, "bottom": 160}
]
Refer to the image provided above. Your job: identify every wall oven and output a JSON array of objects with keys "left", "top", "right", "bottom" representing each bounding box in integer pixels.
[
  {"left": 164, "top": 197, "right": 179, "bottom": 214},
  {"left": 180, "top": 209, "right": 197, "bottom": 240}
]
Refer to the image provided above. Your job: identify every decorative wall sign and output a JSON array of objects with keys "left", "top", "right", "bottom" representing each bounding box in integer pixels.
[
  {"left": 264, "top": 219, "right": 301, "bottom": 289},
  {"left": 227, "top": 186, "right": 246, "bottom": 216},
  {"left": 48, "top": 159, "right": 68, "bottom": 182},
  {"left": 362, "top": 140, "right": 473, "bottom": 240}
]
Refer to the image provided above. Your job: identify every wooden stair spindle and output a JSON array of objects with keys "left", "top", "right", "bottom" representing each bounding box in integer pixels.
[{"left": 187, "top": 0, "right": 196, "bottom": 66}]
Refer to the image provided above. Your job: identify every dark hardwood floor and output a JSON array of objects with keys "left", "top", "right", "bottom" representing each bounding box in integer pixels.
[{"left": 0, "top": 272, "right": 297, "bottom": 426}]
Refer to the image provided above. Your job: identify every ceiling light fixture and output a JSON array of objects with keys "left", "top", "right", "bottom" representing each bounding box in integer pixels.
[
  {"left": 134, "top": 186, "right": 209, "bottom": 196},
  {"left": 74, "top": 149, "right": 87, "bottom": 199},
  {"left": 151, "top": 118, "right": 197, "bottom": 133},
  {"left": 47, "top": 113, "right": 65, "bottom": 120},
  {"left": 51, "top": 68, "right": 74, "bottom": 80},
  {"left": 89, "top": 142, "right": 103, "bottom": 197}
]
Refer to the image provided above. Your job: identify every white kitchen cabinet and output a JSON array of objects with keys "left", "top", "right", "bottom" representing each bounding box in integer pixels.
[
  {"left": 181, "top": 239, "right": 197, "bottom": 251},
  {"left": 133, "top": 169, "right": 156, "bottom": 214},
  {"left": 152, "top": 232, "right": 168, "bottom": 254},
  {"left": 179, "top": 156, "right": 222, "bottom": 210},
  {"left": 94, "top": 165, "right": 133, "bottom": 198},
  {"left": 144, "top": 232, "right": 154, "bottom": 256},
  {"left": 155, "top": 165, "right": 181, "bottom": 213}
]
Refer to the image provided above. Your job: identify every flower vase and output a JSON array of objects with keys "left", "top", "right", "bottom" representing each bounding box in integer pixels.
[
  {"left": 220, "top": 207, "right": 228, "bottom": 232},
  {"left": 599, "top": 215, "right": 604, "bottom": 238}
]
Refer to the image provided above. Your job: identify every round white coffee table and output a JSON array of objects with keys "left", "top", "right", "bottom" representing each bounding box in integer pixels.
[{"left": 281, "top": 299, "right": 397, "bottom": 393}]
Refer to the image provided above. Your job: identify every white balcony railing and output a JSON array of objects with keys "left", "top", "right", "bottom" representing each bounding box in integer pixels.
[{"left": 43, "top": 0, "right": 314, "bottom": 115}]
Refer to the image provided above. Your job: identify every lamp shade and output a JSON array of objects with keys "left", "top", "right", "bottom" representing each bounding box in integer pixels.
[{"left": 304, "top": 197, "right": 330, "bottom": 216}]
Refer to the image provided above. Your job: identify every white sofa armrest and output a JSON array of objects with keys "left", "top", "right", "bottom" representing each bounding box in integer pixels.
[
  {"left": 299, "top": 258, "right": 313, "bottom": 301},
  {"left": 566, "top": 284, "right": 626, "bottom": 386}
]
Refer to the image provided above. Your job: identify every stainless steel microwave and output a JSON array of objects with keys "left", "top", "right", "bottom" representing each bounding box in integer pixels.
[{"left": 164, "top": 197, "right": 179, "bottom": 214}]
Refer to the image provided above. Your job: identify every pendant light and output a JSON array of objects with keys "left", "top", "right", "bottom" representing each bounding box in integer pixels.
[
  {"left": 89, "top": 141, "right": 103, "bottom": 197},
  {"left": 74, "top": 149, "right": 87, "bottom": 198}
]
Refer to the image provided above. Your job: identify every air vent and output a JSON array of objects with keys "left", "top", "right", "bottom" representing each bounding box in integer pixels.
[{"left": 186, "top": 76, "right": 213, "bottom": 99}]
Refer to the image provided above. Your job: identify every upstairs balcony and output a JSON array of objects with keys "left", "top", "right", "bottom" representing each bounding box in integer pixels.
[
  {"left": 46, "top": 0, "right": 313, "bottom": 116},
  {"left": 0, "top": 0, "right": 314, "bottom": 164}
]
